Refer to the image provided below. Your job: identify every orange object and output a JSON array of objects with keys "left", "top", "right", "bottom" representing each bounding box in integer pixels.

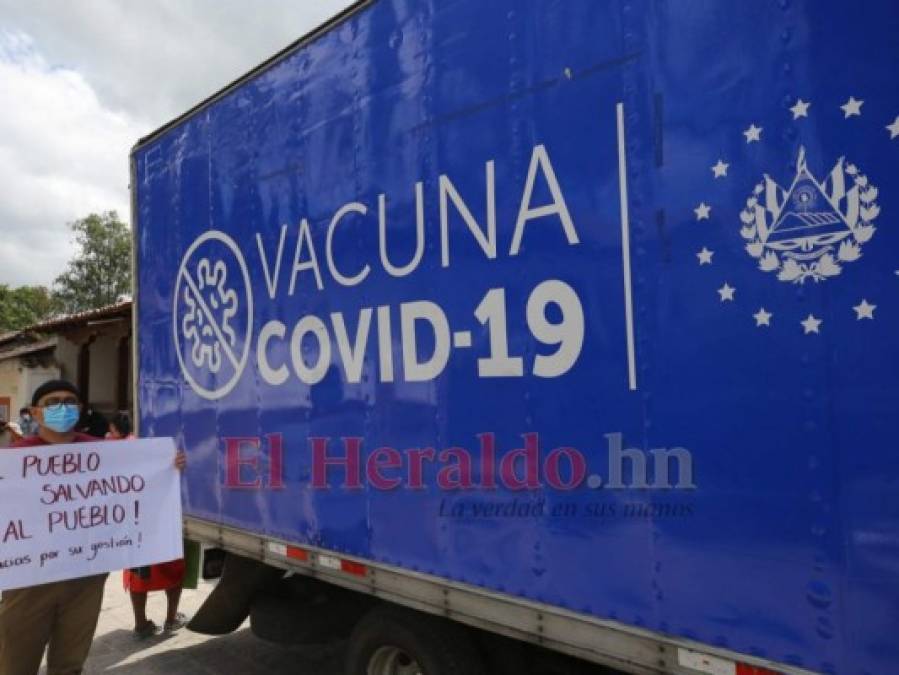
[{"left": 123, "top": 559, "right": 185, "bottom": 593}]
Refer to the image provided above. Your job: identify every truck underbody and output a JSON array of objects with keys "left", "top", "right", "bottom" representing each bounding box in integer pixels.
[{"left": 184, "top": 517, "right": 798, "bottom": 675}]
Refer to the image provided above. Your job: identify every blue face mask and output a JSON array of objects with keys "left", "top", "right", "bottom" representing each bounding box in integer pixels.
[{"left": 42, "top": 404, "right": 80, "bottom": 433}]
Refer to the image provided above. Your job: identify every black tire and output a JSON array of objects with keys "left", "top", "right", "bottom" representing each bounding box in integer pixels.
[{"left": 345, "top": 605, "right": 485, "bottom": 675}]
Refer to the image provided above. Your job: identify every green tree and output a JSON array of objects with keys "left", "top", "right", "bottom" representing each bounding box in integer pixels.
[
  {"left": 53, "top": 211, "right": 132, "bottom": 314},
  {"left": 0, "top": 285, "right": 55, "bottom": 332}
]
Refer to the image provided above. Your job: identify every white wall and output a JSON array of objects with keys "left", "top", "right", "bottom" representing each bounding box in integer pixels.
[
  {"left": 0, "top": 359, "right": 20, "bottom": 420},
  {"left": 55, "top": 336, "right": 80, "bottom": 383},
  {"left": 22, "top": 365, "right": 61, "bottom": 410},
  {"left": 0, "top": 358, "right": 60, "bottom": 419},
  {"left": 87, "top": 334, "right": 119, "bottom": 413}
]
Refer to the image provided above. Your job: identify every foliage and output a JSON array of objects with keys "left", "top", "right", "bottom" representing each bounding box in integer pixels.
[
  {"left": 52, "top": 211, "right": 132, "bottom": 314},
  {"left": 0, "top": 285, "right": 55, "bottom": 332}
]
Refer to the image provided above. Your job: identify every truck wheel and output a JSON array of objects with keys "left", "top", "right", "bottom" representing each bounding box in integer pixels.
[{"left": 345, "top": 606, "right": 485, "bottom": 675}]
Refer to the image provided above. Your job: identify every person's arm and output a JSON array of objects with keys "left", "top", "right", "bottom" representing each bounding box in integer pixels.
[{"left": 174, "top": 449, "right": 187, "bottom": 471}]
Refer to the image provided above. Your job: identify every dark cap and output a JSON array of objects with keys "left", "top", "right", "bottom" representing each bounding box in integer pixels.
[{"left": 31, "top": 379, "right": 82, "bottom": 407}]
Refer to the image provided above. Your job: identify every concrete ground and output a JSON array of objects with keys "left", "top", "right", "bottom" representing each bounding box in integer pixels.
[
  {"left": 44, "top": 575, "right": 343, "bottom": 675},
  {"left": 49, "top": 575, "right": 616, "bottom": 675}
]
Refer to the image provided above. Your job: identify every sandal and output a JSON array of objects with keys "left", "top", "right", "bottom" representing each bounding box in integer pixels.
[
  {"left": 134, "top": 620, "right": 159, "bottom": 640},
  {"left": 164, "top": 612, "right": 188, "bottom": 632}
]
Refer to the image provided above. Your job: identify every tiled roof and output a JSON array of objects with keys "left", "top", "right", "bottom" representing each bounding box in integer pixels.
[
  {"left": 0, "top": 338, "right": 56, "bottom": 361},
  {"left": 23, "top": 300, "right": 132, "bottom": 333}
]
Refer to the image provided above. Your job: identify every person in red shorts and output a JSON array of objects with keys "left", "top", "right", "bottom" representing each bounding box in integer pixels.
[
  {"left": 110, "top": 413, "right": 187, "bottom": 638},
  {"left": 123, "top": 560, "right": 186, "bottom": 638}
]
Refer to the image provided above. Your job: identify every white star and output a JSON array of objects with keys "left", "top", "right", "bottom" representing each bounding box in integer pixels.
[
  {"left": 717, "top": 283, "right": 735, "bottom": 302},
  {"left": 711, "top": 160, "right": 729, "bottom": 178},
  {"left": 743, "top": 124, "right": 763, "bottom": 143},
  {"left": 697, "top": 247, "right": 714, "bottom": 265},
  {"left": 840, "top": 96, "right": 864, "bottom": 118},
  {"left": 694, "top": 202, "right": 711, "bottom": 220},
  {"left": 853, "top": 299, "right": 876, "bottom": 320},
  {"left": 887, "top": 116, "right": 899, "bottom": 140},
  {"left": 753, "top": 308, "right": 772, "bottom": 327},
  {"left": 801, "top": 314, "right": 822, "bottom": 334},
  {"left": 790, "top": 98, "right": 811, "bottom": 119}
]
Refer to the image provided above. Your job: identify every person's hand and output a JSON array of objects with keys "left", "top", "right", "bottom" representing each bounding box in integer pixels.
[{"left": 174, "top": 450, "right": 187, "bottom": 471}]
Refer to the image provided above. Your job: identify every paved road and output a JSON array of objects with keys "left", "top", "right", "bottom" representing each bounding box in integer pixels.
[
  {"left": 56, "top": 574, "right": 614, "bottom": 675},
  {"left": 44, "top": 575, "right": 343, "bottom": 675}
]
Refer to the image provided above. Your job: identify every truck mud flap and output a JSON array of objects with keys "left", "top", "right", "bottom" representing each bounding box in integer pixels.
[{"left": 187, "top": 552, "right": 284, "bottom": 635}]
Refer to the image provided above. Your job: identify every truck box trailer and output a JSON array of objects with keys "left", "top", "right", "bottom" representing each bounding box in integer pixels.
[{"left": 131, "top": 1, "right": 899, "bottom": 673}]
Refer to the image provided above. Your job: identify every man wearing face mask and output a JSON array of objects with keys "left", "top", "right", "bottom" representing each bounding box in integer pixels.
[
  {"left": 0, "top": 380, "right": 106, "bottom": 675},
  {"left": 0, "top": 379, "right": 185, "bottom": 675},
  {"left": 17, "top": 408, "right": 38, "bottom": 437}
]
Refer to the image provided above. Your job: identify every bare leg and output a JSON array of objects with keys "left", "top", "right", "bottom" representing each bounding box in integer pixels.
[
  {"left": 130, "top": 591, "right": 150, "bottom": 630},
  {"left": 165, "top": 586, "right": 183, "bottom": 623}
]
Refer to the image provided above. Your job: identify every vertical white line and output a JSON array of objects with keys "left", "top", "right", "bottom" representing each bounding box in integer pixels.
[{"left": 616, "top": 102, "right": 637, "bottom": 391}]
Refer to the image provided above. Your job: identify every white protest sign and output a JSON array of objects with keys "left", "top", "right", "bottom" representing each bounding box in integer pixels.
[{"left": 0, "top": 437, "right": 183, "bottom": 591}]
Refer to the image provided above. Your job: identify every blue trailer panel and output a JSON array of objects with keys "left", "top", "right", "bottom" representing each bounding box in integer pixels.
[{"left": 133, "top": 2, "right": 899, "bottom": 672}]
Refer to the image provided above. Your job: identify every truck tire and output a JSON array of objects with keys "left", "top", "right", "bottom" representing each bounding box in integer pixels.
[{"left": 345, "top": 605, "right": 485, "bottom": 675}]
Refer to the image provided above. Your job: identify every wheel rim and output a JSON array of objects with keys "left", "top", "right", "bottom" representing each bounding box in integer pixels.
[{"left": 366, "top": 645, "right": 423, "bottom": 675}]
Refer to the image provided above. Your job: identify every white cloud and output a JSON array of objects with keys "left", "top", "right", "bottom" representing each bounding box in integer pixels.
[
  {"left": 0, "top": 1, "right": 354, "bottom": 126},
  {"left": 0, "top": 1, "right": 353, "bottom": 286},
  {"left": 0, "top": 31, "right": 143, "bottom": 286}
]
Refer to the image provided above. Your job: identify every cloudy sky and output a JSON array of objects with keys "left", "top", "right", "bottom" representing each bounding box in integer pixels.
[{"left": 0, "top": 0, "right": 352, "bottom": 287}]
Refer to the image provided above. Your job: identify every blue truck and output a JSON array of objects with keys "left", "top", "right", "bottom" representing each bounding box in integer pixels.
[{"left": 131, "top": 1, "right": 899, "bottom": 673}]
